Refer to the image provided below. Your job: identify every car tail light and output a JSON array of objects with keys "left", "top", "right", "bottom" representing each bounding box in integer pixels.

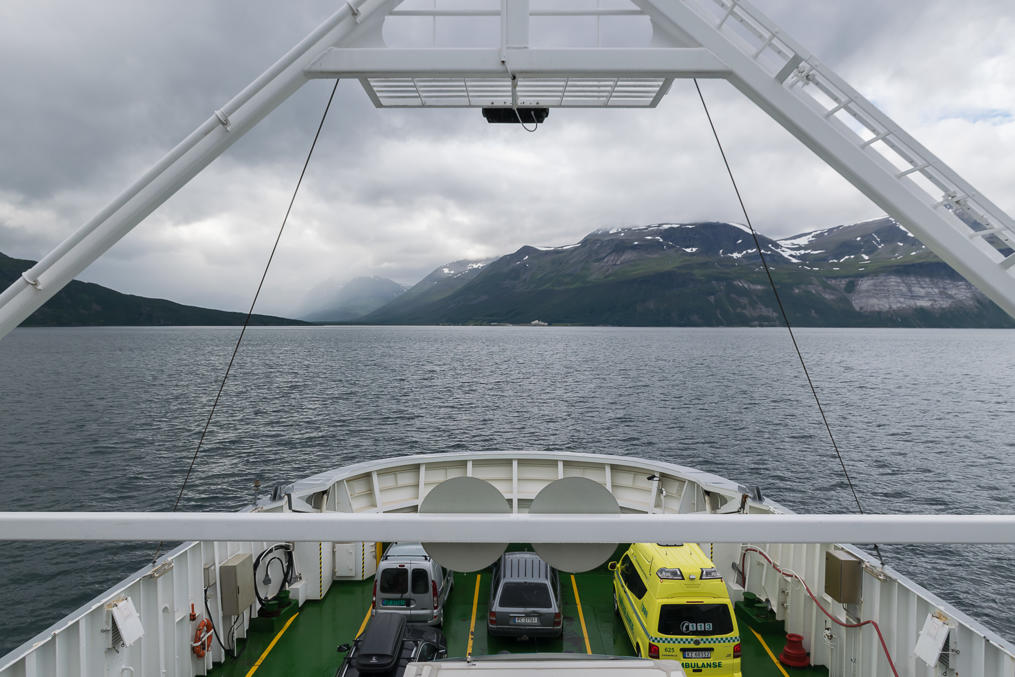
[
  {"left": 488, "top": 611, "right": 496, "bottom": 625},
  {"left": 371, "top": 579, "right": 377, "bottom": 609},
  {"left": 733, "top": 642, "right": 742, "bottom": 658},
  {"left": 432, "top": 580, "right": 439, "bottom": 609},
  {"left": 648, "top": 643, "right": 660, "bottom": 659},
  {"left": 553, "top": 612, "right": 562, "bottom": 627}
]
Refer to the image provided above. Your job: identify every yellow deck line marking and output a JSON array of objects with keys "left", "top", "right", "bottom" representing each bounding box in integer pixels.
[
  {"left": 466, "top": 574, "right": 481, "bottom": 657},
  {"left": 748, "top": 626, "right": 790, "bottom": 677},
  {"left": 570, "top": 574, "right": 592, "bottom": 654},
  {"left": 243, "top": 611, "right": 300, "bottom": 677},
  {"left": 355, "top": 605, "right": 372, "bottom": 638}
]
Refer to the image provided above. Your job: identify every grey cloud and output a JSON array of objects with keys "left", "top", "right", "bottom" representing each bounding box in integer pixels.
[{"left": 0, "top": 1, "right": 341, "bottom": 196}]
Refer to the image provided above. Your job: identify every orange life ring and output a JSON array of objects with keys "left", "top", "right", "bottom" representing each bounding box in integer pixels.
[{"left": 192, "top": 618, "right": 214, "bottom": 657}]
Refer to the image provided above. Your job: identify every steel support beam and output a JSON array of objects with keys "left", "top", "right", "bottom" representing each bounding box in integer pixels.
[
  {"left": 1, "top": 512, "right": 1014, "bottom": 544},
  {"left": 305, "top": 47, "right": 730, "bottom": 79}
]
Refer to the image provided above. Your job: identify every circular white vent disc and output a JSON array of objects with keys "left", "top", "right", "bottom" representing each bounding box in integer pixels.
[
  {"left": 419, "top": 476, "right": 508, "bottom": 572},
  {"left": 530, "top": 476, "right": 621, "bottom": 573}
]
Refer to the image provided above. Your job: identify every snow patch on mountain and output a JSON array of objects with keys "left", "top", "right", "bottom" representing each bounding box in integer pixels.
[
  {"left": 593, "top": 221, "right": 748, "bottom": 238},
  {"left": 533, "top": 243, "right": 581, "bottom": 251},
  {"left": 437, "top": 258, "right": 495, "bottom": 278}
]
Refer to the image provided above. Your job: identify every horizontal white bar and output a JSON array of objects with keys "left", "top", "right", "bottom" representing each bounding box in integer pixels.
[
  {"left": 306, "top": 47, "right": 729, "bottom": 78},
  {"left": 1, "top": 512, "right": 1014, "bottom": 543},
  {"left": 531, "top": 9, "right": 643, "bottom": 16},
  {"left": 389, "top": 9, "right": 643, "bottom": 16}
]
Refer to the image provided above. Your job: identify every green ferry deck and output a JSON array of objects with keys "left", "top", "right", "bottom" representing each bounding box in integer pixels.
[{"left": 208, "top": 563, "right": 829, "bottom": 677}]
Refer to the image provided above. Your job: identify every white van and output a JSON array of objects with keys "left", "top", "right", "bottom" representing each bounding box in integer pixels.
[{"left": 373, "top": 542, "right": 454, "bottom": 626}]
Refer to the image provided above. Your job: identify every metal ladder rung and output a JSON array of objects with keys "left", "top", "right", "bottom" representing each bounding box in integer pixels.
[
  {"left": 971, "top": 227, "right": 1003, "bottom": 240},
  {"left": 717, "top": 1, "right": 738, "bottom": 29},
  {"left": 896, "top": 163, "right": 929, "bottom": 179},
  {"left": 860, "top": 131, "right": 889, "bottom": 148},
  {"left": 775, "top": 54, "right": 804, "bottom": 84},
  {"left": 824, "top": 98, "right": 853, "bottom": 118},
  {"left": 752, "top": 32, "right": 776, "bottom": 59}
]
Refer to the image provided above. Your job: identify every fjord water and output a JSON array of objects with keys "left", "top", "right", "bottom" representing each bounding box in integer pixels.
[{"left": 1, "top": 325, "right": 1013, "bottom": 655}]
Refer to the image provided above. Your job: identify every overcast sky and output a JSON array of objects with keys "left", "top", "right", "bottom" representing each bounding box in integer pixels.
[{"left": 2, "top": 0, "right": 1014, "bottom": 317}]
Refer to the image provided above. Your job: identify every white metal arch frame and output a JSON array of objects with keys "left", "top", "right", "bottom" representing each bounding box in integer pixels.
[{"left": 2, "top": 0, "right": 1015, "bottom": 337}]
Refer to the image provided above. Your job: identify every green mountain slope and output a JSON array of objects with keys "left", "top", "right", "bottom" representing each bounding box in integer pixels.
[
  {"left": 361, "top": 259, "right": 495, "bottom": 322},
  {"left": 0, "top": 253, "right": 306, "bottom": 327}
]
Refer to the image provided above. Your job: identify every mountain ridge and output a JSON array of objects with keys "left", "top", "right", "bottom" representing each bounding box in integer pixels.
[
  {"left": 0, "top": 252, "right": 306, "bottom": 327},
  {"left": 363, "top": 218, "right": 1014, "bottom": 328}
]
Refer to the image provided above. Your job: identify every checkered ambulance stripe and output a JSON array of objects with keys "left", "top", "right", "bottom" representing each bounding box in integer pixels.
[{"left": 654, "top": 635, "right": 740, "bottom": 644}]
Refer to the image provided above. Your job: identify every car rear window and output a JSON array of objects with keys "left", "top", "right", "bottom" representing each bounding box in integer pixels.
[
  {"left": 379, "top": 568, "right": 408, "bottom": 594},
  {"left": 658, "top": 603, "right": 734, "bottom": 636},
  {"left": 412, "top": 568, "right": 429, "bottom": 594},
  {"left": 498, "top": 582, "right": 552, "bottom": 609}
]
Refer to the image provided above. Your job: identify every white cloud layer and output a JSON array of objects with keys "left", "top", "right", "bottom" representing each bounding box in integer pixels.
[{"left": 1, "top": 0, "right": 1014, "bottom": 316}]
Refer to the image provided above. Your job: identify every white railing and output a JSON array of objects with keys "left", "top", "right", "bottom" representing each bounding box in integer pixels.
[{"left": 2, "top": 512, "right": 1015, "bottom": 544}]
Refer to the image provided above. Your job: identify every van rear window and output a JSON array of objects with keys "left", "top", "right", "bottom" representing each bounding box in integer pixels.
[
  {"left": 658, "top": 604, "right": 734, "bottom": 636},
  {"left": 412, "top": 568, "right": 429, "bottom": 594},
  {"left": 379, "top": 568, "right": 408, "bottom": 594},
  {"left": 498, "top": 582, "right": 551, "bottom": 609}
]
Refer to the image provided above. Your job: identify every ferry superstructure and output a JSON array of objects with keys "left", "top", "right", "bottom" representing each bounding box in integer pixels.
[{"left": 2, "top": 2, "right": 1015, "bottom": 676}]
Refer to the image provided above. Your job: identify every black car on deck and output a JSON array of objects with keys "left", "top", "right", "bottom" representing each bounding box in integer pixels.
[{"left": 335, "top": 613, "right": 447, "bottom": 677}]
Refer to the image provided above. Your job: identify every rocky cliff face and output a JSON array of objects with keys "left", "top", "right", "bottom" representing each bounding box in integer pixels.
[{"left": 835, "top": 272, "right": 981, "bottom": 313}]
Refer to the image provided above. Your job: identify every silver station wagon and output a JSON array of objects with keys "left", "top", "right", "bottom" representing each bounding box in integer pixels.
[{"left": 487, "top": 552, "right": 563, "bottom": 638}]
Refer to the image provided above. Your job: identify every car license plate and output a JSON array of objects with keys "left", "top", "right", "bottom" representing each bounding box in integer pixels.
[
  {"left": 682, "top": 649, "right": 712, "bottom": 659},
  {"left": 381, "top": 599, "right": 407, "bottom": 607},
  {"left": 512, "top": 616, "right": 539, "bottom": 625}
]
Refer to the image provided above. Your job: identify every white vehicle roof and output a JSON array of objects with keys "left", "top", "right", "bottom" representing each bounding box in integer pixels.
[{"left": 383, "top": 542, "right": 429, "bottom": 559}]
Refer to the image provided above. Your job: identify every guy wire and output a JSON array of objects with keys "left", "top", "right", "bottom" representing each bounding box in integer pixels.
[
  {"left": 692, "top": 78, "right": 884, "bottom": 566},
  {"left": 151, "top": 78, "right": 341, "bottom": 565}
]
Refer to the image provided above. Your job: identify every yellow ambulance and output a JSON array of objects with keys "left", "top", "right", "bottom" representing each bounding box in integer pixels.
[{"left": 610, "top": 543, "right": 742, "bottom": 676}]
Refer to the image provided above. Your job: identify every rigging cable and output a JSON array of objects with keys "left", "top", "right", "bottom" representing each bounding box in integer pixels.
[
  {"left": 150, "top": 78, "right": 341, "bottom": 565},
  {"left": 691, "top": 78, "right": 885, "bottom": 567}
]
